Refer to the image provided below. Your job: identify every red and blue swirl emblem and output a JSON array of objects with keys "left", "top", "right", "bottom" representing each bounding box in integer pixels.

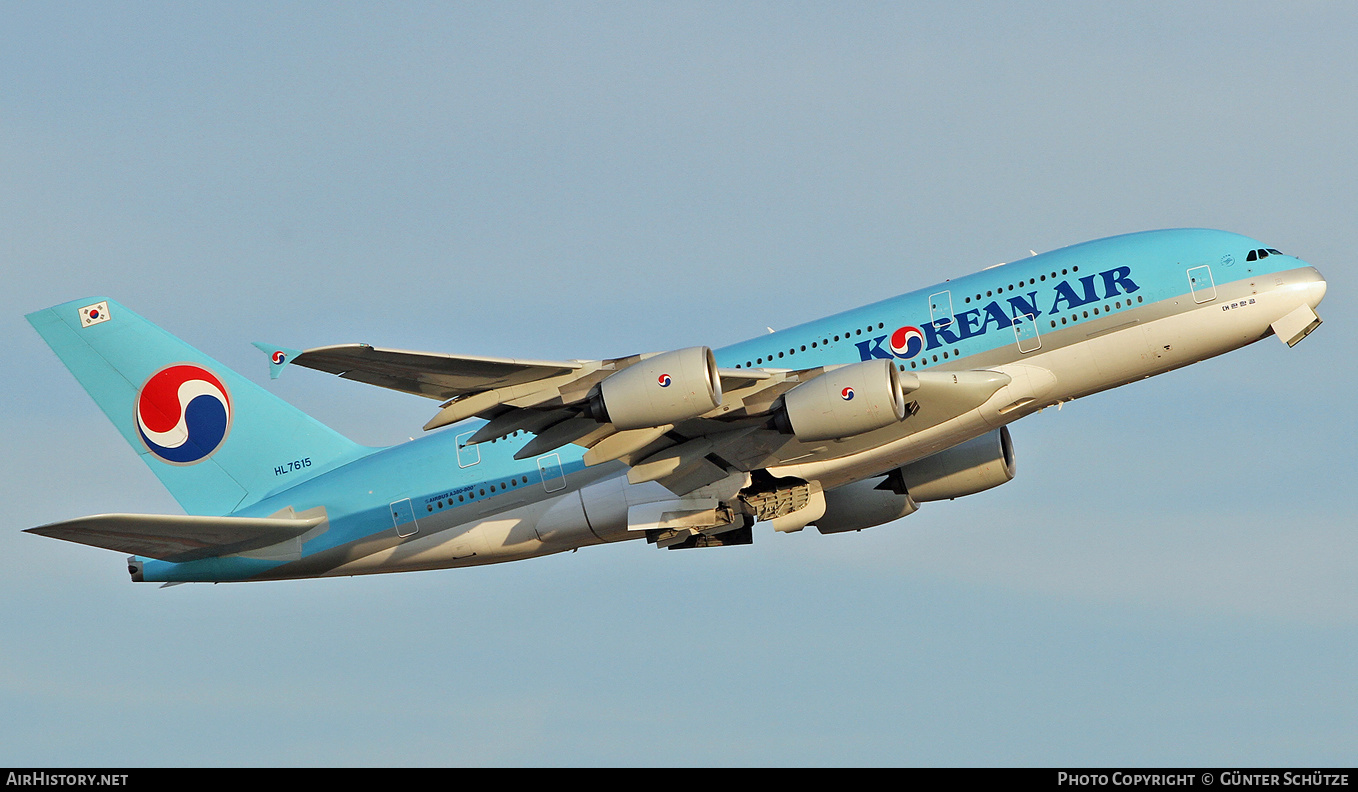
[
  {"left": 658, "top": 373, "right": 672, "bottom": 388},
  {"left": 841, "top": 386, "right": 855, "bottom": 401},
  {"left": 889, "top": 325, "right": 925, "bottom": 359},
  {"left": 135, "top": 364, "right": 232, "bottom": 465},
  {"left": 271, "top": 350, "right": 287, "bottom": 365}
]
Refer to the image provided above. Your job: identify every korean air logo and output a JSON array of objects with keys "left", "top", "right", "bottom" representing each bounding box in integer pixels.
[
  {"left": 889, "top": 326, "right": 925, "bottom": 359},
  {"left": 135, "top": 364, "right": 233, "bottom": 465},
  {"left": 271, "top": 350, "right": 287, "bottom": 365},
  {"left": 841, "top": 386, "right": 855, "bottom": 401},
  {"left": 658, "top": 374, "right": 672, "bottom": 388}
]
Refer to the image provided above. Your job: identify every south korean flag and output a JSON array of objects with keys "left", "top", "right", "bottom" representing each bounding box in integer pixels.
[{"left": 79, "top": 301, "right": 111, "bottom": 328}]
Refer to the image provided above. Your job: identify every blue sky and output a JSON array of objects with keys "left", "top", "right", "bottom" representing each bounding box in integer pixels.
[{"left": 2, "top": 2, "right": 1354, "bottom": 766}]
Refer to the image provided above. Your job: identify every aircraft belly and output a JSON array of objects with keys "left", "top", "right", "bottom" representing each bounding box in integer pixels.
[
  {"left": 324, "top": 501, "right": 550, "bottom": 576},
  {"left": 1088, "top": 322, "right": 1154, "bottom": 382},
  {"left": 1114, "top": 279, "right": 1280, "bottom": 384}
]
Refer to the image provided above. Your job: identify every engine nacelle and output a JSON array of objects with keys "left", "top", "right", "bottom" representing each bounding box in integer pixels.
[
  {"left": 813, "top": 477, "right": 919, "bottom": 534},
  {"left": 779, "top": 359, "right": 910, "bottom": 442},
  {"left": 894, "top": 426, "right": 1016, "bottom": 502},
  {"left": 592, "top": 346, "right": 722, "bottom": 430}
]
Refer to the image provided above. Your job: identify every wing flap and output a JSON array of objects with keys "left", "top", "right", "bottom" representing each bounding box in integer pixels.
[{"left": 25, "top": 513, "right": 326, "bottom": 563}]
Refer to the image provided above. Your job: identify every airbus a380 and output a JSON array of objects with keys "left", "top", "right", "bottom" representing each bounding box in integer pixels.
[{"left": 25, "top": 229, "right": 1326, "bottom": 584}]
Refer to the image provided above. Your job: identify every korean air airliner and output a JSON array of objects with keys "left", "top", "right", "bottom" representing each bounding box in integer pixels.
[{"left": 24, "top": 228, "right": 1326, "bottom": 583}]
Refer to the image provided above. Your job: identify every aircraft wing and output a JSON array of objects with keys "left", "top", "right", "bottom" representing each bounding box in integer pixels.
[
  {"left": 282, "top": 344, "right": 587, "bottom": 401},
  {"left": 26, "top": 513, "right": 327, "bottom": 563},
  {"left": 275, "top": 342, "right": 1010, "bottom": 496}
]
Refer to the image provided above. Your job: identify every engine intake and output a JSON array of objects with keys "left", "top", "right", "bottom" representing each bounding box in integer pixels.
[{"left": 591, "top": 347, "right": 722, "bottom": 430}]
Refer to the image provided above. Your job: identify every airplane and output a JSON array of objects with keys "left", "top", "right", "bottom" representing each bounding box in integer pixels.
[{"left": 24, "top": 228, "right": 1327, "bottom": 584}]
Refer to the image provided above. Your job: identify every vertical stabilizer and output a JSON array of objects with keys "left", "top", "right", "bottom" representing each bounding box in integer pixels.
[{"left": 27, "top": 298, "right": 370, "bottom": 515}]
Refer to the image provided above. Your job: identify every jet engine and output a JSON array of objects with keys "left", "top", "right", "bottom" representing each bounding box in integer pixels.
[
  {"left": 813, "top": 478, "right": 919, "bottom": 534},
  {"left": 813, "top": 427, "right": 1016, "bottom": 535},
  {"left": 589, "top": 346, "right": 722, "bottom": 430},
  {"left": 891, "top": 426, "right": 1015, "bottom": 502},
  {"left": 777, "top": 359, "right": 911, "bottom": 442}
]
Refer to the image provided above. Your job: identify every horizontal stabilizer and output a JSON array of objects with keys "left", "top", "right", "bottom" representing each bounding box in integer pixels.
[{"left": 25, "top": 512, "right": 326, "bottom": 563}]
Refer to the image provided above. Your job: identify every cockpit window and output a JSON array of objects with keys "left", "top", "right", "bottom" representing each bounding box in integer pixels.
[{"left": 1245, "top": 247, "right": 1284, "bottom": 262}]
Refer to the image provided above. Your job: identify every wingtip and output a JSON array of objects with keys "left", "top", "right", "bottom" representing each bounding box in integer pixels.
[{"left": 252, "top": 342, "right": 301, "bottom": 379}]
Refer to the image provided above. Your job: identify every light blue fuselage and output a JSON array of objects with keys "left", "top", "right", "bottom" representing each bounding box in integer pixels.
[{"left": 138, "top": 229, "right": 1326, "bottom": 582}]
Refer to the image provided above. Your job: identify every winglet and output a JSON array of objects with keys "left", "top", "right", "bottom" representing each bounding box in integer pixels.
[{"left": 252, "top": 342, "right": 302, "bottom": 379}]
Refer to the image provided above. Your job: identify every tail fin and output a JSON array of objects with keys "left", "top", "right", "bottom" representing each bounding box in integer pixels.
[{"left": 27, "top": 298, "right": 369, "bottom": 516}]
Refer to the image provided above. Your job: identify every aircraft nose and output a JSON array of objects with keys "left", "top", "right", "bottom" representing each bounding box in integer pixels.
[{"left": 1301, "top": 266, "right": 1327, "bottom": 309}]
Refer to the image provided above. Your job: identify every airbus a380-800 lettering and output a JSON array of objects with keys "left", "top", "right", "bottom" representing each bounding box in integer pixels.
[{"left": 25, "top": 229, "right": 1326, "bottom": 584}]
